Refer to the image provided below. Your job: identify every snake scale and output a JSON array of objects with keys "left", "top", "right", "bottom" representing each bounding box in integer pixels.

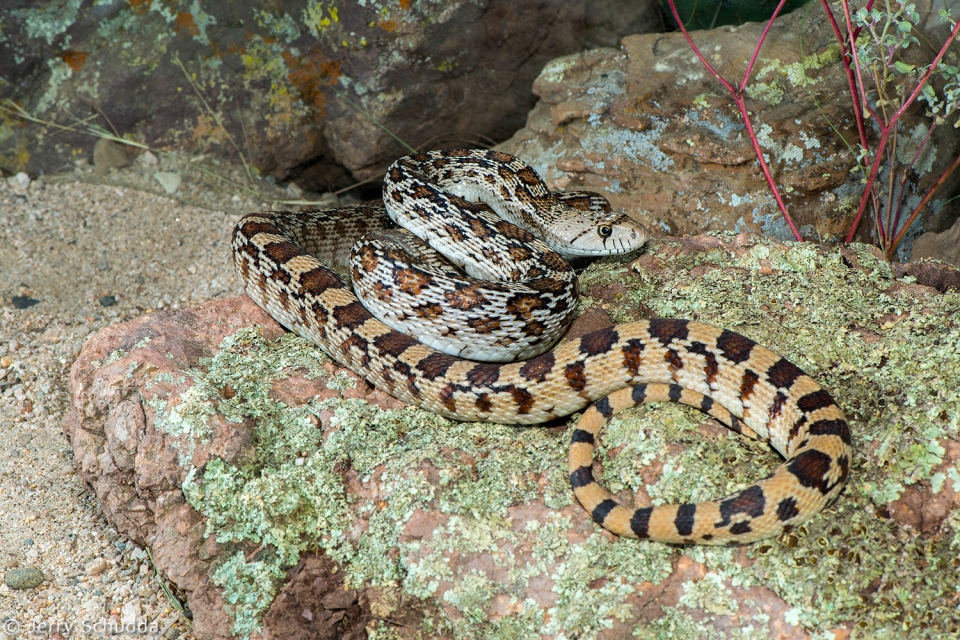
[{"left": 233, "top": 149, "right": 851, "bottom": 544}]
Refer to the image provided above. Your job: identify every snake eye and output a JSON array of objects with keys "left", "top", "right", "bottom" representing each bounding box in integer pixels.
[{"left": 598, "top": 225, "right": 612, "bottom": 238}]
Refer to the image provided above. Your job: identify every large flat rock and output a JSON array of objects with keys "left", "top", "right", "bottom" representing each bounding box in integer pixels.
[{"left": 63, "top": 235, "right": 960, "bottom": 638}]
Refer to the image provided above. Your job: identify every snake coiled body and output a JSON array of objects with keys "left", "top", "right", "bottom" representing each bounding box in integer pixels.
[{"left": 232, "top": 150, "right": 851, "bottom": 544}]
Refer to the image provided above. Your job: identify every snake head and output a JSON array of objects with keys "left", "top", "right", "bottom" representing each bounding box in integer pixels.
[{"left": 547, "top": 209, "right": 649, "bottom": 259}]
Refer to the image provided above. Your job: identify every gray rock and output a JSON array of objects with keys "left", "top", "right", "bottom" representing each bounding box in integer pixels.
[
  {"left": 5, "top": 567, "right": 44, "bottom": 589},
  {"left": 0, "top": 1, "right": 660, "bottom": 189}
]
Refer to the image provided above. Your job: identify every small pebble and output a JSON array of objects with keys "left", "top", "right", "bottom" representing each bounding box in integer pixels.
[
  {"left": 11, "top": 295, "right": 40, "bottom": 309},
  {"left": 86, "top": 557, "right": 109, "bottom": 576},
  {"left": 153, "top": 171, "right": 181, "bottom": 194},
  {"left": 5, "top": 566, "right": 44, "bottom": 589},
  {"left": 121, "top": 598, "right": 141, "bottom": 626},
  {"left": 11, "top": 172, "right": 30, "bottom": 190},
  {"left": 93, "top": 138, "right": 132, "bottom": 174},
  {"left": 100, "top": 295, "right": 118, "bottom": 307},
  {"left": 285, "top": 182, "right": 304, "bottom": 198}
]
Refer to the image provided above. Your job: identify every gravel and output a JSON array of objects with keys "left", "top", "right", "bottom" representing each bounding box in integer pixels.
[{"left": 0, "top": 156, "right": 343, "bottom": 638}]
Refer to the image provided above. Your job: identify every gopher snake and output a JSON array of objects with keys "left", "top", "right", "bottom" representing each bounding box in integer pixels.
[{"left": 233, "top": 149, "right": 851, "bottom": 544}]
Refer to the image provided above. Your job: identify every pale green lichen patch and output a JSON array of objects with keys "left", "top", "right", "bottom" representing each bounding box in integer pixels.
[
  {"left": 595, "top": 404, "right": 776, "bottom": 510},
  {"left": 633, "top": 606, "right": 714, "bottom": 638},
  {"left": 678, "top": 572, "right": 739, "bottom": 616},
  {"left": 11, "top": 0, "right": 85, "bottom": 46},
  {"left": 896, "top": 123, "right": 938, "bottom": 177},
  {"left": 171, "top": 236, "right": 958, "bottom": 637},
  {"left": 627, "top": 235, "right": 960, "bottom": 635},
  {"left": 748, "top": 45, "right": 843, "bottom": 105}
]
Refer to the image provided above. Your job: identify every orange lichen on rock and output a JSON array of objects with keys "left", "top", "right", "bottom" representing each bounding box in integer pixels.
[
  {"left": 282, "top": 51, "right": 341, "bottom": 113},
  {"left": 175, "top": 12, "right": 200, "bottom": 37},
  {"left": 62, "top": 51, "right": 89, "bottom": 72},
  {"left": 128, "top": 0, "right": 150, "bottom": 15}
]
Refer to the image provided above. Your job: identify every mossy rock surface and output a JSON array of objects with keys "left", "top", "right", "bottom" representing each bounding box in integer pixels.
[{"left": 66, "top": 233, "right": 960, "bottom": 639}]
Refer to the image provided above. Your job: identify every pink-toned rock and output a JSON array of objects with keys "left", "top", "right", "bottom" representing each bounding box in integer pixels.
[
  {"left": 59, "top": 260, "right": 801, "bottom": 638},
  {"left": 888, "top": 439, "right": 960, "bottom": 536},
  {"left": 61, "top": 295, "right": 429, "bottom": 639},
  {"left": 61, "top": 233, "right": 958, "bottom": 638}
]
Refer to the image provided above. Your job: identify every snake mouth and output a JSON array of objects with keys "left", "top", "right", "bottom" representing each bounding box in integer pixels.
[{"left": 549, "top": 227, "right": 650, "bottom": 259}]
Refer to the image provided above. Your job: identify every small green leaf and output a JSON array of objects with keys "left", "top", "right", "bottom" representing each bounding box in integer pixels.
[{"left": 893, "top": 61, "right": 916, "bottom": 74}]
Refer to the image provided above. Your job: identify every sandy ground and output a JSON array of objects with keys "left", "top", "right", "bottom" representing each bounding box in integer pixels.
[{"left": 0, "top": 154, "right": 342, "bottom": 638}]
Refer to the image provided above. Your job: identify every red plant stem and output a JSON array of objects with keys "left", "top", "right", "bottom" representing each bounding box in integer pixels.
[
  {"left": 845, "top": 126, "right": 892, "bottom": 242},
  {"left": 891, "top": 121, "right": 936, "bottom": 237},
  {"left": 840, "top": 0, "right": 886, "bottom": 243},
  {"left": 887, "top": 151, "right": 960, "bottom": 258},
  {"left": 841, "top": 1, "right": 881, "bottom": 124},
  {"left": 818, "top": 0, "right": 870, "bottom": 153},
  {"left": 882, "top": 124, "right": 899, "bottom": 244},
  {"left": 844, "top": 11, "right": 960, "bottom": 242},
  {"left": 666, "top": 0, "right": 804, "bottom": 242},
  {"left": 665, "top": 0, "right": 737, "bottom": 93}
]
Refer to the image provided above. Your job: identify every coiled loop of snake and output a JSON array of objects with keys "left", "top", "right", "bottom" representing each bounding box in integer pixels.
[
  {"left": 353, "top": 149, "right": 648, "bottom": 362},
  {"left": 232, "top": 149, "right": 851, "bottom": 544}
]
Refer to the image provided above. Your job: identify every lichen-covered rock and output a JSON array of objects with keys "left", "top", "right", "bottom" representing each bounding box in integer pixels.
[
  {"left": 499, "top": 8, "right": 960, "bottom": 253},
  {"left": 0, "top": 1, "right": 659, "bottom": 188},
  {"left": 64, "top": 234, "right": 960, "bottom": 638},
  {"left": 4, "top": 566, "right": 45, "bottom": 590}
]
